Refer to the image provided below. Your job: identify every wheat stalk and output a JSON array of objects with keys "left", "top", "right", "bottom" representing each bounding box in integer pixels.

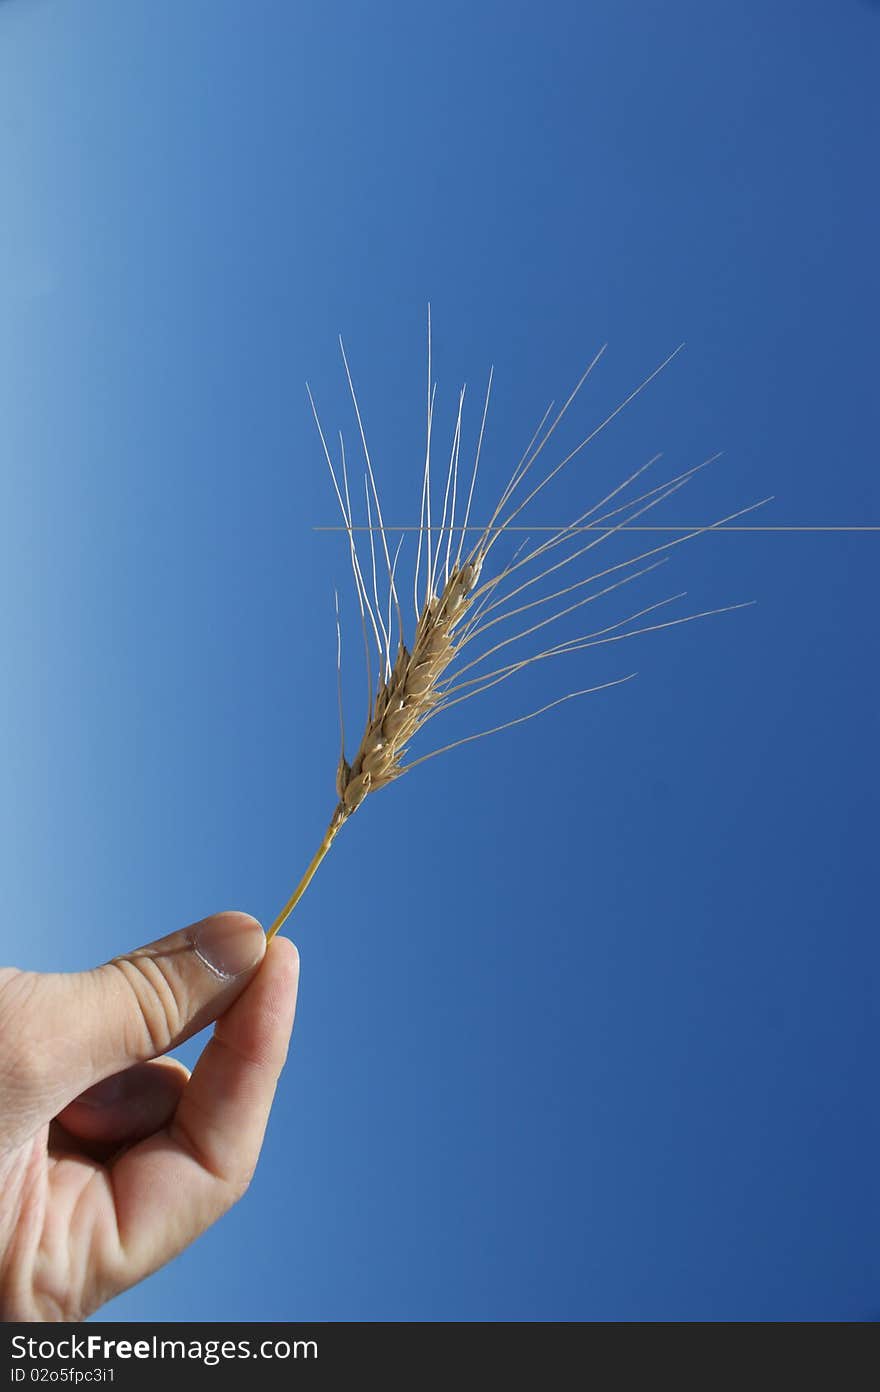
[{"left": 265, "top": 315, "right": 765, "bottom": 940}]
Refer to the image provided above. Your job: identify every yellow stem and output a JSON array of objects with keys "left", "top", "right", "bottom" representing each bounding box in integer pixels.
[{"left": 265, "top": 820, "right": 340, "bottom": 941}]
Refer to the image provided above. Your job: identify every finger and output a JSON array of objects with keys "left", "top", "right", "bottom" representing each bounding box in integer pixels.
[
  {"left": 1, "top": 912, "right": 266, "bottom": 1128},
  {"left": 57, "top": 1059, "right": 191, "bottom": 1147},
  {"left": 102, "top": 937, "right": 298, "bottom": 1288}
]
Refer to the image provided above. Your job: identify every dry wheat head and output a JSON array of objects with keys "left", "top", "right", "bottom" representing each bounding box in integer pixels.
[{"left": 265, "top": 315, "right": 764, "bottom": 939}]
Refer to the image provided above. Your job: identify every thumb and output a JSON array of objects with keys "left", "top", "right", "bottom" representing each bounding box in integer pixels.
[{"left": 3, "top": 912, "right": 266, "bottom": 1129}]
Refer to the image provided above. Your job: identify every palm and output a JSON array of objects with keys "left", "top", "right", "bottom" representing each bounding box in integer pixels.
[{"left": 1, "top": 1129, "right": 109, "bottom": 1320}]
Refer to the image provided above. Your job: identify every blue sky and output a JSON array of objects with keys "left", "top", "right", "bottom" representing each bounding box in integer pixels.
[{"left": 0, "top": 0, "right": 877, "bottom": 1321}]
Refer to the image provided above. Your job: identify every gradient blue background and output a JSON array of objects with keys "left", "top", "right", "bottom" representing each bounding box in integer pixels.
[{"left": 1, "top": 0, "right": 877, "bottom": 1322}]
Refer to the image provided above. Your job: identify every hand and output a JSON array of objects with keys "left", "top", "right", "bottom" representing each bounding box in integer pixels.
[{"left": 0, "top": 913, "right": 298, "bottom": 1321}]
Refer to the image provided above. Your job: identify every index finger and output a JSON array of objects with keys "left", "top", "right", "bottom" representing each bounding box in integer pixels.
[{"left": 104, "top": 937, "right": 299, "bottom": 1285}]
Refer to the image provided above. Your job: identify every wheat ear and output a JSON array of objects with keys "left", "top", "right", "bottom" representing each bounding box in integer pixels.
[{"left": 266, "top": 321, "right": 761, "bottom": 940}]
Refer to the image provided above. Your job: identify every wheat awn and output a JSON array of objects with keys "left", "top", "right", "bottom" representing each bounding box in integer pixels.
[{"left": 266, "top": 318, "right": 764, "bottom": 939}]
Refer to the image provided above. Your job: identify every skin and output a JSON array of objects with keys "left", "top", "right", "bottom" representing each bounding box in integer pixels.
[{"left": 0, "top": 912, "right": 298, "bottom": 1321}]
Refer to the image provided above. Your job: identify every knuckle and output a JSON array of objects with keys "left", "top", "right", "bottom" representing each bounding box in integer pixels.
[
  {"left": 220, "top": 1165, "right": 256, "bottom": 1209},
  {"left": 104, "top": 954, "right": 190, "bottom": 1058},
  {"left": 171, "top": 1111, "right": 255, "bottom": 1204}
]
